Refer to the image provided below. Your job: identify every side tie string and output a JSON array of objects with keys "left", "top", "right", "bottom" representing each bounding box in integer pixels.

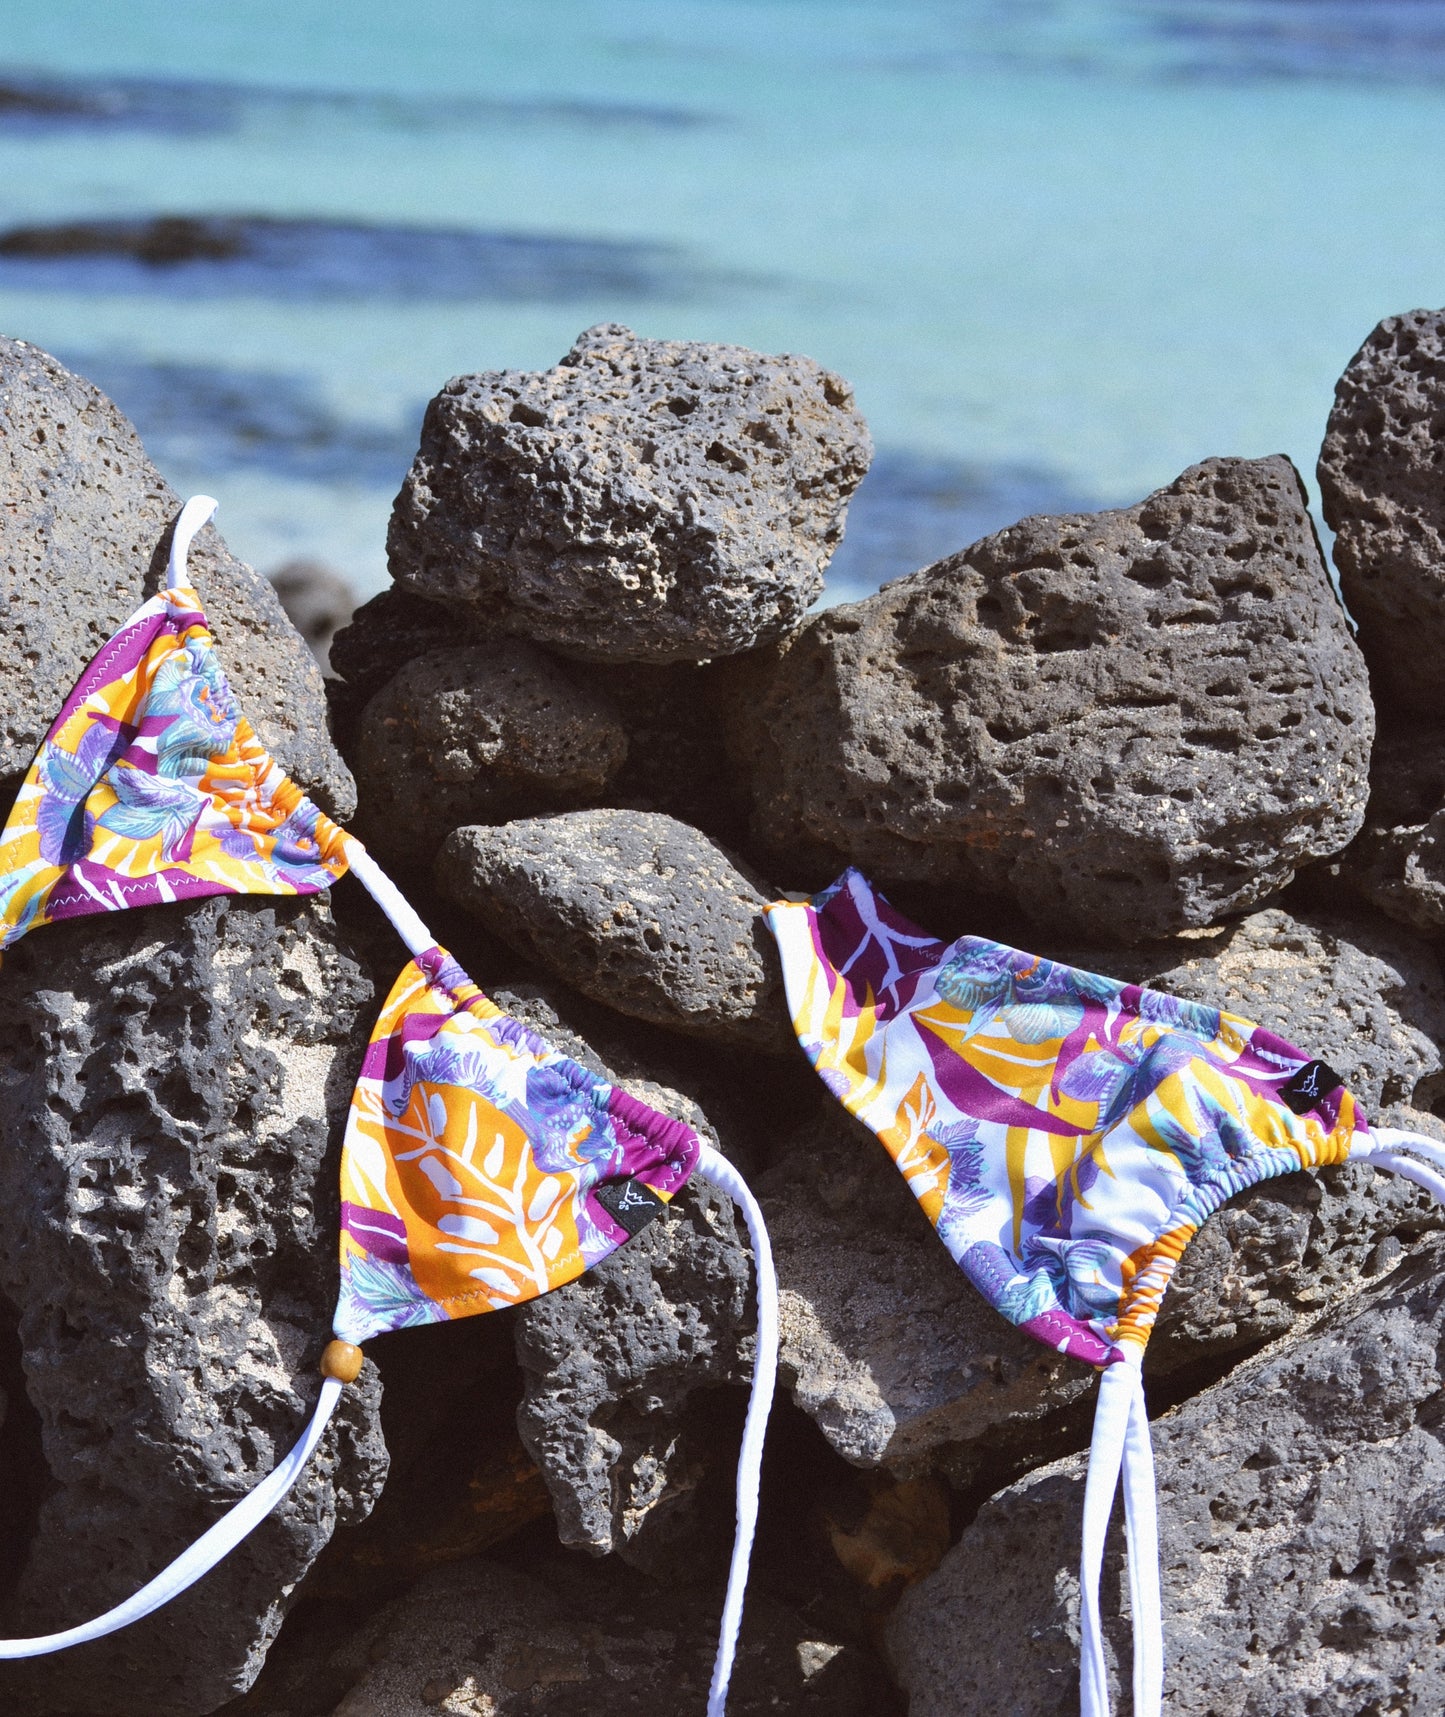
[
  {"left": 1120, "top": 1362, "right": 1163, "bottom": 1717},
  {"left": 0, "top": 1378, "right": 343, "bottom": 1658},
  {"left": 1354, "top": 1128, "right": 1445, "bottom": 1207},
  {"left": 341, "top": 838, "right": 438, "bottom": 958},
  {"left": 1080, "top": 1350, "right": 1163, "bottom": 1717},
  {"left": 694, "top": 1143, "right": 780, "bottom": 1717}
]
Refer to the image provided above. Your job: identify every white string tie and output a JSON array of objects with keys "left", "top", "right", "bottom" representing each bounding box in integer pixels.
[
  {"left": 167, "top": 495, "right": 219, "bottom": 590},
  {"left": 694, "top": 1143, "right": 780, "bottom": 1717},
  {"left": 0, "top": 1379, "right": 342, "bottom": 1658}
]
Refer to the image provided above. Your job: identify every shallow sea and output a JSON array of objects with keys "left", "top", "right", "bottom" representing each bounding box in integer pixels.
[{"left": 3, "top": 1, "right": 1445, "bottom": 602}]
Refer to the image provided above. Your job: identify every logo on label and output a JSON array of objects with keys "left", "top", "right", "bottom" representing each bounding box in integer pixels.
[
  {"left": 594, "top": 1177, "right": 666, "bottom": 1238},
  {"left": 1280, "top": 1059, "right": 1344, "bottom": 1116}
]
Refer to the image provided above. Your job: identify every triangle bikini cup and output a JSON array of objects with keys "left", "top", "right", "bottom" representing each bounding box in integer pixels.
[
  {"left": 5, "top": 499, "right": 1444, "bottom": 1716},
  {"left": 767, "top": 867, "right": 1445, "bottom": 1717},
  {"left": 0, "top": 498, "right": 776, "bottom": 1717}
]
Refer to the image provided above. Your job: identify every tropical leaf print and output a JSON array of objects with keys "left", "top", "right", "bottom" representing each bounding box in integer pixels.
[
  {"left": 96, "top": 766, "right": 205, "bottom": 855},
  {"left": 766, "top": 871, "right": 1373, "bottom": 1367},
  {"left": 148, "top": 640, "right": 238, "bottom": 771},
  {"left": 334, "top": 948, "right": 700, "bottom": 1341},
  {"left": 0, "top": 585, "right": 351, "bottom": 952},
  {"left": 995, "top": 1268, "right": 1063, "bottom": 1325},
  {"left": 336, "top": 1255, "right": 439, "bottom": 1338},
  {"left": 935, "top": 941, "right": 1021, "bottom": 1012},
  {"left": 1004, "top": 997, "right": 1085, "bottom": 1044},
  {"left": 35, "top": 723, "right": 116, "bottom": 863}
]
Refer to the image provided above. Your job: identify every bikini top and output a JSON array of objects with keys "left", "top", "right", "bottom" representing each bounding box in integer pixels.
[
  {"left": 6, "top": 500, "right": 1434, "bottom": 1717},
  {"left": 767, "top": 868, "right": 1445, "bottom": 1717},
  {"left": 0, "top": 498, "right": 778, "bottom": 1717}
]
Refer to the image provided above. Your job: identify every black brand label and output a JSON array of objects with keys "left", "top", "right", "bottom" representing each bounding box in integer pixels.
[
  {"left": 1280, "top": 1059, "right": 1344, "bottom": 1115},
  {"left": 595, "top": 1178, "right": 666, "bottom": 1238}
]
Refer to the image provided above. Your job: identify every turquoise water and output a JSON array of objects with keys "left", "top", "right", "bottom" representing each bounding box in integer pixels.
[{"left": 3, "top": 2, "right": 1445, "bottom": 600}]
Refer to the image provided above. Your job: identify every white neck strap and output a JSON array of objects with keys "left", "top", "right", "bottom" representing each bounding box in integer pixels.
[{"left": 167, "top": 494, "right": 220, "bottom": 590}]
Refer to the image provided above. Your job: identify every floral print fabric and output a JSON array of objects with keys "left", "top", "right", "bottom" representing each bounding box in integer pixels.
[
  {"left": 335, "top": 945, "right": 701, "bottom": 1344},
  {"left": 0, "top": 584, "right": 349, "bottom": 951},
  {"left": 768, "top": 870, "right": 1369, "bottom": 1365}
]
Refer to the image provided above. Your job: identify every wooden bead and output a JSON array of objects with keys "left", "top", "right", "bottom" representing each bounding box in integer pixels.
[{"left": 320, "top": 1340, "right": 364, "bottom": 1384}]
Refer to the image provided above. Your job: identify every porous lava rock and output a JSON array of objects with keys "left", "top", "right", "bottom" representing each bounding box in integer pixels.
[
  {"left": 887, "top": 1233, "right": 1445, "bottom": 1716},
  {"left": 437, "top": 810, "right": 786, "bottom": 1051},
  {"left": 722, "top": 456, "right": 1372, "bottom": 940},
  {"left": 386, "top": 323, "right": 873, "bottom": 664},
  {"left": 480, "top": 985, "right": 756, "bottom": 1572},
  {"left": 1319, "top": 306, "right": 1445, "bottom": 716},
  {"left": 1346, "top": 813, "right": 1445, "bottom": 934},
  {"left": 758, "top": 1106, "right": 1096, "bottom": 1474},
  {"left": 329, "top": 591, "right": 746, "bottom": 842},
  {"left": 0, "top": 336, "right": 354, "bottom": 815},
  {"left": 0, "top": 894, "right": 386, "bottom": 1716},
  {"left": 762, "top": 906, "right": 1445, "bottom": 1470},
  {"left": 303, "top": 1546, "right": 902, "bottom": 1716},
  {"left": 326, "top": 585, "right": 457, "bottom": 741},
  {"left": 1320, "top": 722, "right": 1445, "bottom": 932},
  {"left": 513, "top": 1172, "right": 754, "bottom": 1565},
  {"left": 581, "top": 656, "right": 750, "bottom": 845},
  {"left": 350, "top": 644, "right": 628, "bottom": 869}
]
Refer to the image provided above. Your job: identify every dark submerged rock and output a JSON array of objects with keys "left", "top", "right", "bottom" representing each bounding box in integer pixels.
[
  {"left": 267, "top": 557, "right": 356, "bottom": 674},
  {"left": 721, "top": 455, "right": 1372, "bottom": 940},
  {"left": 0, "top": 219, "right": 697, "bottom": 304},
  {"left": 387, "top": 323, "right": 873, "bottom": 664},
  {"left": 0, "top": 335, "right": 355, "bottom": 816},
  {"left": 0, "top": 894, "right": 386, "bottom": 1716}
]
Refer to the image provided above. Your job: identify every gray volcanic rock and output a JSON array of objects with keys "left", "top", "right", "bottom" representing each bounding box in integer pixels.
[
  {"left": 722, "top": 456, "right": 1372, "bottom": 940},
  {"left": 759, "top": 1107, "right": 1096, "bottom": 1473},
  {"left": 328, "top": 586, "right": 458, "bottom": 715},
  {"left": 483, "top": 984, "right": 756, "bottom": 1570},
  {"left": 1322, "top": 724, "right": 1445, "bottom": 932},
  {"left": 312, "top": 1547, "right": 901, "bottom": 1717},
  {"left": 513, "top": 1172, "right": 754, "bottom": 1565},
  {"left": 329, "top": 592, "right": 748, "bottom": 842},
  {"left": 1319, "top": 307, "right": 1445, "bottom": 715},
  {"left": 582, "top": 657, "right": 750, "bottom": 844},
  {"left": 0, "top": 894, "right": 386, "bottom": 1716},
  {"left": 387, "top": 323, "right": 873, "bottom": 664},
  {"left": 887, "top": 1233, "right": 1445, "bottom": 1717},
  {"left": 1345, "top": 812, "right": 1445, "bottom": 933},
  {"left": 0, "top": 336, "right": 354, "bottom": 816},
  {"left": 438, "top": 810, "right": 786, "bottom": 1051},
  {"left": 351, "top": 645, "right": 628, "bottom": 869}
]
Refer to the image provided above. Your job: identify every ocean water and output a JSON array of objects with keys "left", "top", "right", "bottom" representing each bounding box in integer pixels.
[{"left": 3, "top": 1, "right": 1445, "bottom": 603}]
